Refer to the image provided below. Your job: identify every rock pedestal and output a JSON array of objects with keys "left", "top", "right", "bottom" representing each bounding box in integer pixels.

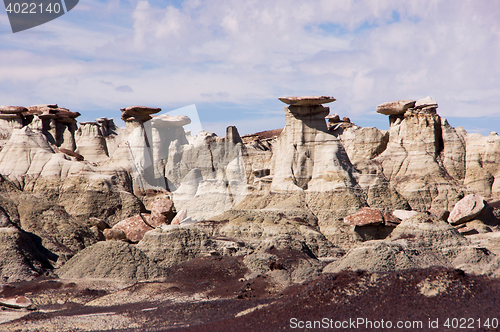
[
  {"left": 270, "top": 96, "right": 356, "bottom": 192},
  {"left": 374, "top": 97, "right": 465, "bottom": 211},
  {"left": 75, "top": 122, "right": 109, "bottom": 162},
  {"left": 121, "top": 106, "right": 164, "bottom": 191}
]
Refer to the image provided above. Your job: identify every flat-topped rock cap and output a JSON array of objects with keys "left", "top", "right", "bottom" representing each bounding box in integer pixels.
[
  {"left": 151, "top": 114, "right": 191, "bottom": 127},
  {"left": 0, "top": 106, "right": 28, "bottom": 114},
  {"left": 121, "top": 106, "right": 162, "bottom": 121},
  {"left": 27, "top": 104, "right": 58, "bottom": 110},
  {"left": 0, "top": 113, "right": 22, "bottom": 119},
  {"left": 415, "top": 96, "right": 438, "bottom": 109},
  {"left": 344, "top": 207, "right": 384, "bottom": 226},
  {"left": 24, "top": 106, "right": 80, "bottom": 117},
  {"left": 278, "top": 96, "right": 336, "bottom": 106},
  {"left": 376, "top": 100, "right": 416, "bottom": 115}
]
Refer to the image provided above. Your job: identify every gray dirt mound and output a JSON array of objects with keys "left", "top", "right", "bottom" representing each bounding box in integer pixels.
[
  {"left": 0, "top": 227, "right": 53, "bottom": 282},
  {"left": 324, "top": 215, "right": 495, "bottom": 274},
  {"left": 15, "top": 195, "right": 98, "bottom": 262},
  {"left": 323, "top": 241, "right": 447, "bottom": 273},
  {"left": 388, "top": 214, "right": 470, "bottom": 248},
  {"left": 137, "top": 226, "right": 215, "bottom": 268},
  {"left": 57, "top": 241, "right": 166, "bottom": 283}
]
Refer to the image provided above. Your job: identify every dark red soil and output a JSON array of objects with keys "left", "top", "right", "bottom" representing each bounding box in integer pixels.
[
  {"left": 165, "top": 268, "right": 500, "bottom": 332},
  {"left": 4, "top": 264, "right": 500, "bottom": 332}
]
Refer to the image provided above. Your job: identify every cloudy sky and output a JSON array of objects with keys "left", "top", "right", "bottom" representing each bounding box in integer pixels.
[{"left": 0, "top": 0, "right": 499, "bottom": 135}]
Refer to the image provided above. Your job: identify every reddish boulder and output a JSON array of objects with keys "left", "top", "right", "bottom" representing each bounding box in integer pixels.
[
  {"left": 112, "top": 214, "right": 155, "bottom": 242},
  {"left": 171, "top": 209, "right": 187, "bottom": 225},
  {"left": 149, "top": 214, "right": 167, "bottom": 227},
  {"left": 344, "top": 207, "right": 383, "bottom": 226},
  {"left": 383, "top": 213, "right": 401, "bottom": 226},
  {"left": 151, "top": 198, "right": 175, "bottom": 222},
  {"left": 448, "top": 194, "right": 485, "bottom": 225},
  {"left": 428, "top": 209, "right": 450, "bottom": 222}
]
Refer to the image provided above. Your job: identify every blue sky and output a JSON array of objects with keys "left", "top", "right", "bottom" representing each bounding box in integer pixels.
[{"left": 0, "top": 0, "right": 499, "bottom": 136}]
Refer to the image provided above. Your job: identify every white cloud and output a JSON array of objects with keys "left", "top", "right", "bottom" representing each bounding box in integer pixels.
[{"left": 0, "top": 0, "right": 498, "bottom": 134}]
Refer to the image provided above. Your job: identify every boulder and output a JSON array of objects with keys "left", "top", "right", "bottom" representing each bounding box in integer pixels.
[
  {"left": 376, "top": 100, "right": 416, "bottom": 115},
  {"left": 150, "top": 198, "right": 173, "bottom": 215},
  {"left": 325, "top": 113, "right": 340, "bottom": 123},
  {"left": 171, "top": 209, "right": 186, "bottom": 225},
  {"left": 26, "top": 104, "right": 58, "bottom": 112},
  {"left": 111, "top": 214, "right": 155, "bottom": 242},
  {"left": 456, "top": 225, "right": 476, "bottom": 235},
  {"left": 150, "top": 198, "right": 175, "bottom": 221},
  {"left": 90, "top": 218, "right": 109, "bottom": 231},
  {"left": 448, "top": 194, "right": 485, "bottom": 225},
  {"left": 392, "top": 210, "right": 420, "bottom": 220},
  {"left": 428, "top": 209, "right": 450, "bottom": 222},
  {"left": 278, "top": 96, "right": 336, "bottom": 106},
  {"left": 0, "top": 113, "right": 23, "bottom": 120},
  {"left": 343, "top": 207, "right": 383, "bottom": 226},
  {"left": 25, "top": 105, "right": 80, "bottom": 123},
  {"left": 383, "top": 213, "right": 401, "bottom": 225},
  {"left": 415, "top": 96, "right": 438, "bottom": 109},
  {"left": 57, "top": 241, "right": 166, "bottom": 283}
]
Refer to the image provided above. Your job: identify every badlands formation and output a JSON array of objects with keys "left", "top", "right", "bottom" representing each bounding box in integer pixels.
[{"left": 0, "top": 98, "right": 499, "bottom": 330}]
